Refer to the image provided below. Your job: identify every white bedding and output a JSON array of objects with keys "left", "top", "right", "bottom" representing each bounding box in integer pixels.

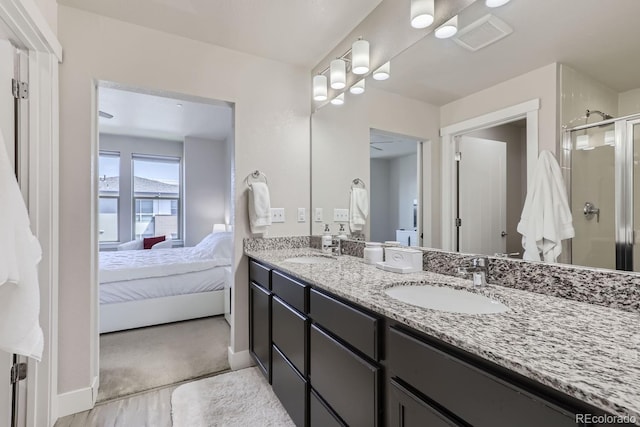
[{"left": 99, "top": 247, "right": 230, "bottom": 284}]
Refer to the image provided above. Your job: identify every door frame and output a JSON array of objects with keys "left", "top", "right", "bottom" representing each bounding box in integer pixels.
[
  {"left": 440, "top": 99, "right": 540, "bottom": 251},
  {"left": 0, "top": 1, "right": 61, "bottom": 426}
]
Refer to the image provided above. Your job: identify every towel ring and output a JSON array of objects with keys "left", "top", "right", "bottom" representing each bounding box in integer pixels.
[
  {"left": 351, "top": 178, "right": 366, "bottom": 189},
  {"left": 245, "top": 170, "right": 268, "bottom": 186}
]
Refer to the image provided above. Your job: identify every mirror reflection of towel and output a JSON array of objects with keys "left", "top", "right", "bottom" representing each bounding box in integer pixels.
[
  {"left": 349, "top": 188, "right": 369, "bottom": 232},
  {"left": 517, "top": 150, "right": 574, "bottom": 262},
  {"left": 248, "top": 182, "right": 272, "bottom": 235}
]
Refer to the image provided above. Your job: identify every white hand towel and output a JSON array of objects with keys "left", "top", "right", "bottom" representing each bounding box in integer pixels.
[
  {"left": 248, "top": 182, "right": 272, "bottom": 235},
  {"left": 349, "top": 188, "right": 369, "bottom": 232},
  {"left": 0, "top": 134, "right": 44, "bottom": 361},
  {"left": 516, "top": 150, "right": 574, "bottom": 263}
]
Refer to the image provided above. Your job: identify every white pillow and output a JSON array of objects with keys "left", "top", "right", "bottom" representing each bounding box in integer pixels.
[
  {"left": 193, "top": 231, "right": 233, "bottom": 262},
  {"left": 151, "top": 238, "right": 173, "bottom": 250},
  {"left": 117, "top": 240, "right": 143, "bottom": 251}
]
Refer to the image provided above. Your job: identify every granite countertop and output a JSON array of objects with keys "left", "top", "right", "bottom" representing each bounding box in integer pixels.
[{"left": 245, "top": 247, "right": 640, "bottom": 423}]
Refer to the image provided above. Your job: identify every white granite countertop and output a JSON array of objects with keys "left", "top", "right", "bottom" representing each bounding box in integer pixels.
[{"left": 245, "top": 248, "right": 640, "bottom": 423}]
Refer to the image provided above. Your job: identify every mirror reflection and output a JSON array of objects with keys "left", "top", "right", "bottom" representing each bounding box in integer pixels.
[{"left": 310, "top": 0, "right": 640, "bottom": 273}]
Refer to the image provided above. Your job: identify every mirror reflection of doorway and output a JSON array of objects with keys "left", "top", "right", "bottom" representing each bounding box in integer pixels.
[{"left": 369, "top": 129, "right": 421, "bottom": 246}]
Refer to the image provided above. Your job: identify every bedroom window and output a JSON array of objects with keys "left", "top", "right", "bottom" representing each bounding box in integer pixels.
[
  {"left": 98, "top": 152, "right": 120, "bottom": 242},
  {"left": 133, "top": 155, "right": 181, "bottom": 239}
]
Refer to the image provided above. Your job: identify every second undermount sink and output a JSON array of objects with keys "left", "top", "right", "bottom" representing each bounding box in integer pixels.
[
  {"left": 385, "top": 285, "right": 509, "bottom": 315},
  {"left": 283, "top": 255, "right": 337, "bottom": 264}
]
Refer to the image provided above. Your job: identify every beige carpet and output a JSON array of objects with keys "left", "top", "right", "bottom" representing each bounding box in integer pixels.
[
  {"left": 98, "top": 316, "right": 230, "bottom": 402},
  {"left": 171, "top": 367, "right": 295, "bottom": 427}
]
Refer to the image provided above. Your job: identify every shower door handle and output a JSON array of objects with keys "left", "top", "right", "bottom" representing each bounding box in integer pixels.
[{"left": 584, "top": 202, "right": 600, "bottom": 223}]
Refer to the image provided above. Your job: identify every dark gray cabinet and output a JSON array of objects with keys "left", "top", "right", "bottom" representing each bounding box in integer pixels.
[
  {"left": 309, "top": 389, "right": 345, "bottom": 427},
  {"left": 249, "top": 281, "right": 271, "bottom": 381},
  {"left": 272, "top": 345, "right": 308, "bottom": 427},
  {"left": 388, "top": 379, "right": 462, "bottom": 427},
  {"left": 272, "top": 295, "right": 308, "bottom": 376}
]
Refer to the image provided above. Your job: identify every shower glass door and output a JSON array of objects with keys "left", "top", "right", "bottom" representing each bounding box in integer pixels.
[{"left": 632, "top": 121, "right": 640, "bottom": 271}]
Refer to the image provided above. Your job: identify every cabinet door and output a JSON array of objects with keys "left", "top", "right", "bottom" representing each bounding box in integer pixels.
[
  {"left": 272, "top": 345, "right": 307, "bottom": 427},
  {"left": 249, "top": 282, "right": 271, "bottom": 381},
  {"left": 310, "top": 389, "right": 346, "bottom": 427},
  {"left": 388, "top": 379, "right": 462, "bottom": 427},
  {"left": 272, "top": 296, "right": 308, "bottom": 376}
]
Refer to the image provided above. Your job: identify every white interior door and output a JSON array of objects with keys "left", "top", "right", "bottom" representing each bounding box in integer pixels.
[
  {"left": 0, "top": 37, "right": 16, "bottom": 427},
  {"left": 458, "top": 136, "right": 507, "bottom": 255}
]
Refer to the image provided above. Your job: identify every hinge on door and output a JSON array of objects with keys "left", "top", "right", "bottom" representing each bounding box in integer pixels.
[
  {"left": 10, "top": 362, "right": 27, "bottom": 384},
  {"left": 455, "top": 151, "right": 462, "bottom": 161},
  {"left": 455, "top": 218, "right": 462, "bottom": 227},
  {"left": 11, "top": 78, "right": 28, "bottom": 100}
]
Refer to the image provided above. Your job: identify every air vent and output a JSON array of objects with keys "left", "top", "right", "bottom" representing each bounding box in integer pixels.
[{"left": 453, "top": 14, "right": 513, "bottom": 51}]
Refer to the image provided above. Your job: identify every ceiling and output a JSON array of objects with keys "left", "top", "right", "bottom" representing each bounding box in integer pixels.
[
  {"left": 370, "top": 129, "right": 419, "bottom": 159},
  {"left": 370, "top": 0, "right": 640, "bottom": 106},
  {"left": 98, "top": 86, "right": 232, "bottom": 141},
  {"left": 57, "top": 0, "right": 383, "bottom": 68}
]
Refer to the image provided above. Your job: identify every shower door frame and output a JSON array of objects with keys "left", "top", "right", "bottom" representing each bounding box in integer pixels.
[{"left": 562, "top": 112, "right": 640, "bottom": 271}]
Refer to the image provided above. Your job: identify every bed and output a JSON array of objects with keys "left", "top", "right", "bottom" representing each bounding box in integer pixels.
[{"left": 99, "top": 231, "right": 233, "bottom": 333}]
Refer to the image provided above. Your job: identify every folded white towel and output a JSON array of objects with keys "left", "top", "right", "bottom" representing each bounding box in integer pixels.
[
  {"left": 248, "top": 182, "right": 272, "bottom": 235},
  {"left": 516, "top": 150, "right": 574, "bottom": 263},
  {"left": 349, "top": 188, "right": 369, "bottom": 233},
  {"left": 0, "top": 133, "right": 43, "bottom": 361}
]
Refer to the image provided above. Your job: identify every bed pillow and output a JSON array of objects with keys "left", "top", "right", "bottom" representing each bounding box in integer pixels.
[
  {"left": 151, "top": 237, "right": 172, "bottom": 249},
  {"left": 193, "top": 231, "right": 233, "bottom": 262},
  {"left": 143, "top": 235, "right": 165, "bottom": 250}
]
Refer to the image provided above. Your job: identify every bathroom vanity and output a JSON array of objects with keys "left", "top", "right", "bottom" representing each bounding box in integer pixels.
[{"left": 246, "top": 246, "right": 640, "bottom": 427}]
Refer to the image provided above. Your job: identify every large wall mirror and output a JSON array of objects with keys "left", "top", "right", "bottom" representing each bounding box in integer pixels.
[{"left": 310, "top": 0, "right": 640, "bottom": 273}]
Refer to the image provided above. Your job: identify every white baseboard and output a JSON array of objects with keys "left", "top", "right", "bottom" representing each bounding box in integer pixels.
[
  {"left": 56, "top": 375, "right": 98, "bottom": 418},
  {"left": 227, "top": 347, "right": 253, "bottom": 370}
]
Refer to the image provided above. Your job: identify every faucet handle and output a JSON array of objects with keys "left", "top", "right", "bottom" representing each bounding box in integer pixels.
[{"left": 470, "top": 257, "right": 488, "bottom": 268}]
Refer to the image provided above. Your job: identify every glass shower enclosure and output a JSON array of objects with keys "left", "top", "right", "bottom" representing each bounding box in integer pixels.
[{"left": 563, "top": 113, "right": 640, "bottom": 271}]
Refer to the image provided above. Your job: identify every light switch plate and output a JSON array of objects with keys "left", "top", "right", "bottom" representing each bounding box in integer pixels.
[
  {"left": 271, "top": 208, "right": 285, "bottom": 223},
  {"left": 297, "top": 208, "right": 306, "bottom": 222},
  {"left": 333, "top": 208, "right": 349, "bottom": 222},
  {"left": 314, "top": 208, "right": 323, "bottom": 222}
]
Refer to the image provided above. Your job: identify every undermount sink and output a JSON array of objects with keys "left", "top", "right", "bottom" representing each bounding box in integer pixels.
[
  {"left": 384, "top": 285, "right": 509, "bottom": 315},
  {"left": 283, "top": 255, "right": 337, "bottom": 264}
]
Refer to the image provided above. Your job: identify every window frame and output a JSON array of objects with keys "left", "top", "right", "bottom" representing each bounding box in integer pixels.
[{"left": 98, "top": 151, "right": 121, "bottom": 243}]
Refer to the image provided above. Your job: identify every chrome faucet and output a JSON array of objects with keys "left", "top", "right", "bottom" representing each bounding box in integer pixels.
[
  {"left": 326, "top": 237, "right": 342, "bottom": 256},
  {"left": 458, "top": 256, "right": 489, "bottom": 287}
]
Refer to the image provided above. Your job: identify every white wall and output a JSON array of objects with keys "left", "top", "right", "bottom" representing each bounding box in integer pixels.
[
  {"left": 58, "top": 5, "right": 310, "bottom": 397},
  {"left": 184, "top": 136, "right": 229, "bottom": 246},
  {"left": 32, "top": 0, "right": 57, "bottom": 35},
  {"left": 0, "top": 40, "right": 13, "bottom": 166},
  {"left": 619, "top": 88, "right": 640, "bottom": 116}
]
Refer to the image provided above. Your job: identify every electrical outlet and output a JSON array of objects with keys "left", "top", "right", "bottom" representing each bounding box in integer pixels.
[
  {"left": 314, "top": 208, "right": 323, "bottom": 222},
  {"left": 333, "top": 208, "right": 349, "bottom": 222},
  {"left": 271, "top": 208, "right": 285, "bottom": 223},
  {"left": 297, "top": 208, "right": 306, "bottom": 222}
]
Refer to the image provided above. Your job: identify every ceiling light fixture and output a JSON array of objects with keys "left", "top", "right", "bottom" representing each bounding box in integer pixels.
[
  {"left": 350, "top": 79, "right": 365, "bottom": 95},
  {"left": 351, "top": 38, "right": 370, "bottom": 75},
  {"left": 313, "top": 75, "right": 328, "bottom": 101},
  {"left": 435, "top": 15, "right": 459, "bottom": 39},
  {"left": 330, "top": 59, "right": 346, "bottom": 90},
  {"left": 373, "top": 61, "right": 390, "bottom": 80},
  {"left": 485, "top": 0, "right": 511, "bottom": 7},
  {"left": 330, "top": 93, "right": 345, "bottom": 106},
  {"left": 410, "top": 0, "right": 435, "bottom": 29}
]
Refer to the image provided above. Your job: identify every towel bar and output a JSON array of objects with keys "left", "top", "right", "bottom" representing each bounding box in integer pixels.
[
  {"left": 245, "top": 170, "right": 268, "bottom": 186},
  {"left": 351, "top": 178, "right": 366, "bottom": 189}
]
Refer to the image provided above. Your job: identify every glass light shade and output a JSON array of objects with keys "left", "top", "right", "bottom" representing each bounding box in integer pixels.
[
  {"left": 313, "top": 75, "right": 328, "bottom": 101},
  {"left": 485, "top": 0, "right": 511, "bottom": 7},
  {"left": 373, "top": 61, "right": 390, "bottom": 80},
  {"left": 330, "top": 59, "right": 346, "bottom": 90},
  {"left": 604, "top": 130, "right": 615, "bottom": 146},
  {"left": 435, "top": 15, "right": 458, "bottom": 39},
  {"left": 350, "top": 79, "right": 365, "bottom": 95},
  {"left": 351, "top": 39, "right": 370, "bottom": 75},
  {"left": 330, "top": 93, "right": 345, "bottom": 105},
  {"left": 410, "top": 0, "right": 435, "bottom": 29}
]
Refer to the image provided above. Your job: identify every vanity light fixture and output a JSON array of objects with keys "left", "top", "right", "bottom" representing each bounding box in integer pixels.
[
  {"left": 352, "top": 39, "right": 370, "bottom": 75},
  {"left": 435, "top": 15, "right": 459, "bottom": 39},
  {"left": 576, "top": 134, "right": 590, "bottom": 150},
  {"left": 410, "top": 0, "right": 435, "bottom": 29},
  {"left": 485, "top": 0, "right": 511, "bottom": 7},
  {"left": 350, "top": 79, "right": 365, "bottom": 95},
  {"left": 313, "top": 75, "right": 328, "bottom": 101},
  {"left": 604, "top": 130, "right": 615, "bottom": 146},
  {"left": 330, "top": 93, "right": 345, "bottom": 105},
  {"left": 330, "top": 59, "right": 346, "bottom": 90},
  {"left": 373, "top": 61, "right": 390, "bottom": 80}
]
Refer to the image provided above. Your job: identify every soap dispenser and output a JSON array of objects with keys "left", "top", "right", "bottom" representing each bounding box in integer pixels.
[
  {"left": 322, "top": 224, "right": 332, "bottom": 253},
  {"left": 337, "top": 224, "right": 348, "bottom": 240}
]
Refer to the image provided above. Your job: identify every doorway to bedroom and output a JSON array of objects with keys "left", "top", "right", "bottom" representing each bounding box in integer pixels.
[{"left": 95, "top": 84, "right": 235, "bottom": 403}]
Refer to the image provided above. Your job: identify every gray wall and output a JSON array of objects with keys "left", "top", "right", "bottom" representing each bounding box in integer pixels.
[{"left": 370, "top": 158, "right": 391, "bottom": 242}]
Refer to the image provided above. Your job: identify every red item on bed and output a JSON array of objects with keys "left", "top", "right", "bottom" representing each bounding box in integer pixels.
[{"left": 143, "top": 235, "right": 165, "bottom": 249}]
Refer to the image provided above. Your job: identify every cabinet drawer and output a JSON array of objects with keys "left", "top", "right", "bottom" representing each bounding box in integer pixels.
[
  {"left": 310, "top": 324, "right": 380, "bottom": 427},
  {"left": 249, "top": 282, "right": 271, "bottom": 381},
  {"left": 388, "top": 379, "right": 462, "bottom": 427},
  {"left": 272, "top": 296, "right": 308, "bottom": 376},
  {"left": 388, "top": 327, "right": 576, "bottom": 427},
  {"left": 309, "top": 288, "right": 380, "bottom": 360},
  {"left": 272, "top": 270, "right": 308, "bottom": 313},
  {"left": 272, "top": 345, "right": 307, "bottom": 427},
  {"left": 310, "top": 389, "right": 346, "bottom": 427},
  {"left": 249, "top": 259, "right": 271, "bottom": 289}
]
